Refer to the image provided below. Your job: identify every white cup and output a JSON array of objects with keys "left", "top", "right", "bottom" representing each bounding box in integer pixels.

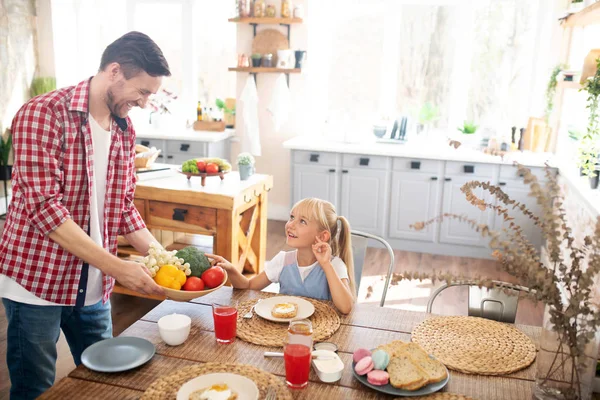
[{"left": 158, "top": 313, "right": 191, "bottom": 346}]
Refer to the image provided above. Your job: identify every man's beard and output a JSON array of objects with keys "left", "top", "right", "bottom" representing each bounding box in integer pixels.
[{"left": 106, "top": 87, "right": 121, "bottom": 117}]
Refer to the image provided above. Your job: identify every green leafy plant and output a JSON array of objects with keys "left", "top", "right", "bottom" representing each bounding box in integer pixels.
[
  {"left": 216, "top": 98, "right": 236, "bottom": 116},
  {"left": 545, "top": 64, "right": 568, "bottom": 124},
  {"left": 579, "top": 58, "right": 600, "bottom": 177},
  {"left": 30, "top": 77, "right": 56, "bottom": 98},
  {"left": 457, "top": 121, "right": 478, "bottom": 134},
  {"left": 418, "top": 102, "right": 439, "bottom": 125},
  {"left": 237, "top": 152, "right": 255, "bottom": 166},
  {"left": 0, "top": 129, "right": 12, "bottom": 168}
]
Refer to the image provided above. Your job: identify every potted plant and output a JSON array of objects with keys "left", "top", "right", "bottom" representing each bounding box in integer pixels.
[
  {"left": 417, "top": 102, "right": 439, "bottom": 137},
  {"left": 371, "top": 164, "right": 600, "bottom": 399},
  {"left": 30, "top": 77, "right": 56, "bottom": 98},
  {"left": 251, "top": 53, "right": 262, "bottom": 68},
  {"left": 146, "top": 88, "right": 178, "bottom": 129},
  {"left": 579, "top": 58, "right": 600, "bottom": 186},
  {"left": 456, "top": 121, "right": 479, "bottom": 148},
  {"left": 0, "top": 128, "right": 12, "bottom": 215},
  {"left": 237, "top": 152, "right": 255, "bottom": 181},
  {"left": 215, "top": 98, "right": 236, "bottom": 128}
]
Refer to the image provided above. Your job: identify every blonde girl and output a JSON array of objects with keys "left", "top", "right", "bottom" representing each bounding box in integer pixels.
[{"left": 207, "top": 198, "right": 355, "bottom": 314}]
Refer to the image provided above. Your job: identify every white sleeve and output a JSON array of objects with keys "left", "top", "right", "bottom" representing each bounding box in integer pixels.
[
  {"left": 264, "top": 251, "right": 286, "bottom": 283},
  {"left": 330, "top": 257, "right": 349, "bottom": 280}
]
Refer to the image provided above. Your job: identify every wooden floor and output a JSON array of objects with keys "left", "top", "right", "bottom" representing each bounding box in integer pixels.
[{"left": 0, "top": 219, "right": 543, "bottom": 399}]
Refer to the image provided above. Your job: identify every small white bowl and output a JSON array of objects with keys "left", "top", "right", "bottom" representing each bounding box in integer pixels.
[
  {"left": 158, "top": 313, "right": 191, "bottom": 346},
  {"left": 311, "top": 350, "right": 344, "bottom": 383}
]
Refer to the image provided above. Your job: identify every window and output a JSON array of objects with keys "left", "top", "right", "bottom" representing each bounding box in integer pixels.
[{"left": 307, "top": 0, "right": 551, "bottom": 142}]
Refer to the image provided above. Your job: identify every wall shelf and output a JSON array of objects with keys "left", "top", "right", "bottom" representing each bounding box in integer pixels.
[
  {"left": 228, "top": 17, "right": 303, "bottom": 24},
  {"left": 564, "top": 2, "right": 600, "bottom": 27},
  {"left": 228, "top": 67, "right": 301, "bottom": 73}
]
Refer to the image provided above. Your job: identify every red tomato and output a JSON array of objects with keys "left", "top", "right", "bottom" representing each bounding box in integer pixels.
[
  {"left": 201, "top": 266, "right": 225, "bottom": 288},
  {"left": 182, "top": 276, "right": 205, "bottom": 291},
  {"left": 205, "top": 163, "right": 219, "bottom": 174},
  {"left": 196, "top": 160, "right": 207, "bottom": 172}
]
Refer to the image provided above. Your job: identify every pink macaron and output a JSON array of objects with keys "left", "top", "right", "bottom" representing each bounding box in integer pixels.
[
  {"left": 367, "top": 370, "right": 389, "bottom": 386},
  {"left": 354, "top": 356, "right": 374, "bottom": 376},
  {"left": 352, "top": 348, "right": 372, "bottom": 363}
]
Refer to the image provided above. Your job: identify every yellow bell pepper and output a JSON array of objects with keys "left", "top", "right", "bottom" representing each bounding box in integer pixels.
[{"left": 154, "top": 265, "right": 187, "bottom": 290}]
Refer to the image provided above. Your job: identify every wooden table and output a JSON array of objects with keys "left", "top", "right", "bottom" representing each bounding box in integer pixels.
[
  {"left": 114, "top": 171, "right": 273, "bottom": 299},
  {"left": 40, "top": 288, "right": 546, "bottom": 399}
]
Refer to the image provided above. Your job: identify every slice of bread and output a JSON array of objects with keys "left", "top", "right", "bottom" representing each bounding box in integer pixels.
[
  {"left": 387, "top": 354, "right": 428, "bottom": 391},
  {"left": 271, "top": 302, "right": 298, "bottom": 318},
  {"left": 376, "top": 340, "right": 407, "bottom": 357},
  {"left": 401, "top": 343, "right": 448, "bottom": 385}
]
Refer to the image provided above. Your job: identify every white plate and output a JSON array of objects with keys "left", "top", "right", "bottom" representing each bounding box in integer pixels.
[
  {"left": 254, "top": 295, "right": 315, "bottom": 323},
  {"left": 176, "top": 373, "right": 259, "bottom": 400}
]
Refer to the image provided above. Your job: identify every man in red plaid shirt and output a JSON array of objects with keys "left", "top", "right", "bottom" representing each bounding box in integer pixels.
[{"left": 0, "top": 32, "right": 169, "bottom": 399}]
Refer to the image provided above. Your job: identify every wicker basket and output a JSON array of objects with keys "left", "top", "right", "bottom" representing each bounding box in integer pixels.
[{"left": 134, "top": 150, "right": 161, "bottom": 169}]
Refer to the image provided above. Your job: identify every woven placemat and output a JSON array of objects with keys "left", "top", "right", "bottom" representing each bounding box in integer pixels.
[
  {"left": 396, "top": 394, "right": 475, "bottom": 400},
  {"left": 236, "top": 297, "right": 341, "bottom": 347},
  {"left": 141, "top": 362, "right": 292, "bottom": 400},
  {"left": 411, "top": 316, "right": 536, "bottom": 375}
]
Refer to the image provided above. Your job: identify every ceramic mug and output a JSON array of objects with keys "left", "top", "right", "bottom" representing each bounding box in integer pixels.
[
  {"left": 277, "top": 49, "right": 294, "bottom": 69},
  {"left": 294, "top": 50, "right": 307, "bottom": 69}
]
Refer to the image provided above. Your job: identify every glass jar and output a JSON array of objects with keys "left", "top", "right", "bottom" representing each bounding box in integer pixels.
[
  {"left": 253, "top": 0, "right": 265, "bottom": 18},
  {"left": 261, "top": 53, "right": 273, "bottom": 68},
  {"left": 238, "top": 0, "right": 251, "bottom": 17},
  {"left": 266, "top": 4, "right": 276, "bottom": 17},
  {"left": 284, "top": 320, "right": 313, "bottom": 389},
  {"left": 281, "top": 0, "right": 292, "bottom": 18}
]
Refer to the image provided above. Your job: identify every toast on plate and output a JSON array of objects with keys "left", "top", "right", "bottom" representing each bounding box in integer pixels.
[
  {"left": 387, "top": 354, "right": 429, "bottom": 391},
  {"left": 271, "top": 302, "right": 298, "bottom": 318},
  {"left": 401, "top": 342, "right": 448, "bottom": 385}
]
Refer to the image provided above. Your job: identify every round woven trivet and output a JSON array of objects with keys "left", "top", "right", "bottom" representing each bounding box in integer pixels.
[
  {"left": 141, "top": 362, "right": 292, "bottom": 400},
  {"left": 396, "top": 394, "right": 475, "bottom": 400},
  {"left": 236, "top": 297, "right": 341, "bottom": 347},
  {"left": 411, "top": 316, "right": 536, "bottom": 375}
]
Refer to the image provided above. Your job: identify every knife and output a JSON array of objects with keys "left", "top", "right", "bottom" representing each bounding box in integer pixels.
[{"left": 390, "top": 119, "right": 398, "bottom": 139}]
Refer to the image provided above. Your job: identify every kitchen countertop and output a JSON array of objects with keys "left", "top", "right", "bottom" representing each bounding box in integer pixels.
[
  {"left": 282, "top": 136, "right": 554, "bottom": 167},
  {"left": 135, "top": 127, "right": 235, "bottom": 142}
]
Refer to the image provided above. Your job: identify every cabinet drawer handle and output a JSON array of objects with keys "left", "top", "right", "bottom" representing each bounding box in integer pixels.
[
  {"left": 167, "top": 155, "right": 174, "bottom": 159},
  {"left": 359, "top": 157, "right": 370, "bottom": 166},
  {"left": 309, "top": 154, "right": 320, "bottom": 162},
  {"left": 157, "top": 154, "right": 164, "bottom": 158},
  {"left": 328, "top": 168, "right": 336, "bottom": 173},
  {"left": 445, "top": 178, "right": 452, "bottom": 181},
  {"left": 172, "top": 208, "right": 188, "bottom": 221},
  {"left": 411, "top": 161, "right": 421, "bottom": 170},
  {"left": 499, "top": 182, "right": 507, "bottom": 186},
  {"left": 463, "top": 165, "right": 475, "bottom": 174},
  {"left": 141, "top": 140, "right": 150, "bottom": 147},
  {"left": 431, "top": 177, "right": 438, "bottom": 181},
  {"left": 342, "top": 170, "right": 349, "bottom": 174},
  {"left": 180, "top": 144, "right": 190, "bottom": 152}
]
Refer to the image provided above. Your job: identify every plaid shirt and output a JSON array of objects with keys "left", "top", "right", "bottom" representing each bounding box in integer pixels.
[{"left": 0, "top": 78, "right": 146, "bottom": 305}]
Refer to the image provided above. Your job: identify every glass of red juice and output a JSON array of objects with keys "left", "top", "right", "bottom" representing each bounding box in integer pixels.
[
  {"left": 284, "top": 319, "right": 313, "bottom": 389},
  {"left": 212, "top": 302, "right": 237, "bottom": 344}
]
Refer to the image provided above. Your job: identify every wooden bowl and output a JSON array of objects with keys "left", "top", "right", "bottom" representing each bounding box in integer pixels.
[
  {"left": 177, "top": 168, "right": 230, "bottom": 186},
  {"left": 161, "top": 270, "right": 228, "bottom": 302}
]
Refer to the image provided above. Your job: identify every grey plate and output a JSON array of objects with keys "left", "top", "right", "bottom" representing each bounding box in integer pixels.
[
  {"left": 352, "top": 356, "right": 450, "bottom": 397},
  {"left": 81, "top": 337, "right": 155, "bottom": 373}
]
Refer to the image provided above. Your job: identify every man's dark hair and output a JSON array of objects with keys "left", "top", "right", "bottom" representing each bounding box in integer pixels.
[{"left": 99, "top": 31, "right": 171, "bottom": 79}]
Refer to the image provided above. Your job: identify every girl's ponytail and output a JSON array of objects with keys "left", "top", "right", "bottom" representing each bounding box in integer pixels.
[{"left": 337, "top": 216, "right": 356, "bottom": 297}]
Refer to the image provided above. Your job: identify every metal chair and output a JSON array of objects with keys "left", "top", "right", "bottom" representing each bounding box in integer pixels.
[
  {"left": 351, "top": 230, "right": 395, "bottom": 307},
  {"left": 426, "top": 280, "right": 533, "bottom": 323}
]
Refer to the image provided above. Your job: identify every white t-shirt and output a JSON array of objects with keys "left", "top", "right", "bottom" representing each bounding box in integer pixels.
[
  {"left": 0, "top": 114, "right": 111, "bottom": 306},
  {"left": 264, "top": 251, "right": 349, "bottom": 284}
]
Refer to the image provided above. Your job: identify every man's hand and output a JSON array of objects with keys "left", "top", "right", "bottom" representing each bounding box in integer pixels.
[{"left": 111, "top": 260, "right": 165, "bottom": 296}]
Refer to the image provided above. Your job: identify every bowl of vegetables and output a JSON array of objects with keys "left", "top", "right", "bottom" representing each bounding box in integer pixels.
[
  {"left": 179, "top": 158, "right": 232, "bottom": 186},
  {"left": 142, "top": 243, "right": 228, "bottom": 302}
]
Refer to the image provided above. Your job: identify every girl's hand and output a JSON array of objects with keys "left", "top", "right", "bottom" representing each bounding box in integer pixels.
[
  {"left": 312, "top": 237, "right": 332, "bottom": 265},
  {"left": 205, "top": 253, "right": 235, "bottom": 271}
]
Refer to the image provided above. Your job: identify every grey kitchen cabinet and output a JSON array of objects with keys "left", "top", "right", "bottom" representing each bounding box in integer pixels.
[
  {"left": 388, "top": 171, "right": 442, "bottom": 242},
  {"left": 340, "top": 167, "right": 390, "bottom": 236},
  {"left": 292, "top": 164, "right": 339, "bottom": 209},
  {"left": 136, "top": 137, "right": 231, "bottom": 166},
  {"left": 439, "top": 175, "right": 493, "bottom": 247},
  {"left": 493, "top": 175, "right": 544, "bottom": 249}
]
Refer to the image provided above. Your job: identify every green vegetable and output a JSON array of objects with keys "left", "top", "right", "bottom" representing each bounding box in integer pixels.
[
  {"left": 182, "top": 159, "right": 199, "bottom": 173},
  {"left": 175, "top": 246, "right": 211, "bottom": 277},
  {"left": 30, "top": 77, "right": 56, "bottom": 98}
]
